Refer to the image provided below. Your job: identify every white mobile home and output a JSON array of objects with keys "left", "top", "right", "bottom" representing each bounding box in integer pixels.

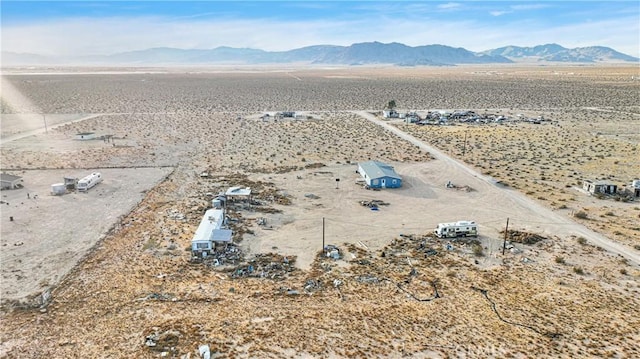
[{"left": 191, "top": 208, "right": 233, "bottom": 257}]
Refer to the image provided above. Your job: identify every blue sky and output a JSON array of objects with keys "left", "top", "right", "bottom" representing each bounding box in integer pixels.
[{"left": 2, "top": 1, "right": 639, "bottom": 56}]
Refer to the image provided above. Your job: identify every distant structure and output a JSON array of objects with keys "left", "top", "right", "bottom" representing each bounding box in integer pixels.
[
  {"left": 382, "top": 109, "right": 399, "bottom": 118},
  {"left": 357, "top": 161, "right": 402, "bottom": 189},
  {"left": 0, "top": 173, "right": 23, "bottom": 190},
  {"left": 632, "top": 179, "right": 640, "bottom": 198},
  {"left": 64, "top": 176, "right": 78, "bottom": 190},
  {"left": 51, "top": 183, "right": 66, "bottom": 196},
  {"left": 225, "top": 186, "right": 252, "bottom": 203},
  {"left": 75, "top": 132, "right": 97, "bottom": 140},
  {"left": 582, "top": 179, "right": 617, "bottom": 195}
]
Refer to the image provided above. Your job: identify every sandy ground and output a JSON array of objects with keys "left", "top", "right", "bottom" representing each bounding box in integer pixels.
[
  {"left": 0, "top": 65, "right": 638, "bottom": 358},
  {"left": 0, "top": 167, "right": 173, "bottom": 303}
]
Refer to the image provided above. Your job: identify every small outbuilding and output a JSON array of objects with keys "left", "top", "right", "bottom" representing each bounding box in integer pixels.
[
  {"left": 632, "top": 179, "right": 640, "bottom": 198},
  {"left": 583, "top": 180, "right": 617, "bottom": 195},
  {"left": 0, "top": 173, "right": 23, "bottom": 190},
  {"left": 382, "top": 110, "right": 399, "bottom": 118},
  {"left": 357, "top": 161, "right": 402, "bottom": 189}
]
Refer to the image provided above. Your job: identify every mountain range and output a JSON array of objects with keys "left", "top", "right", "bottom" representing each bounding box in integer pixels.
[{"left": 2, "top": 42, "right": 637, "bottom": 66}]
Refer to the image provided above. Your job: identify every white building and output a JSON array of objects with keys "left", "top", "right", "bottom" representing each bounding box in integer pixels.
[{"left": 191, "top": 208, "right": 232, "bottom": 257}]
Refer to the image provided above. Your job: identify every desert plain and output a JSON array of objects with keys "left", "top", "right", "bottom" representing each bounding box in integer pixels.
[{"left": 0, "top": 65, "right": 639, "bottom": 358}]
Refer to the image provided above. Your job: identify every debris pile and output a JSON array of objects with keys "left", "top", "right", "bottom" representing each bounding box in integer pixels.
[
  {"left": 445, "top": 181, "right": 475, "bottom": 192},
  {"left": 144, "top": 329, "right": 181, "bottom": 354},
  {"left": 501, "top": 229, "right": 547, "bottom": 245},
  {"left": 359, "top": 199, "right": 389, "bottom": 209},
  {"left": 231, "top": 253, "right": 297, "bottom": 280},
  {"left": 200, "top": 244, "right": 243, "bottom": 266}
]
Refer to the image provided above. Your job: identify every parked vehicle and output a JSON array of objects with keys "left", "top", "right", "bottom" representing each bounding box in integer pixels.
[
  {"left": 434, "top": 220, "right": 478, "bottom": 238},
  {"left": 77, "top": 172, "right": 102, "bottom": 192}
]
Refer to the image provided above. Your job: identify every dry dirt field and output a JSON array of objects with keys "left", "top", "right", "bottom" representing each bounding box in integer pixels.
[{"left": 0, "top": 65, "right": 639, "bottom": 358}]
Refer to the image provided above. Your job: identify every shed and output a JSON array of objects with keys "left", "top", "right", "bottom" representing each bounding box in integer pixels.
[
  {"left": 357, "top": 161, "right": 402, "bottom": 189},
  {"left": 0, "top": 173, "right": 23, "bottom": 190},
  {"left": 582, "top": 180, "right": 617, "bottom": 195},
  {"left": 382, "top": 110, "right": 399, "bottom": 118},
  {"left": 75, "top": 132, "right": 96, "bottom": 140},
  {"left": 632, "top": 179, "right": 640, "bottom": 197}
]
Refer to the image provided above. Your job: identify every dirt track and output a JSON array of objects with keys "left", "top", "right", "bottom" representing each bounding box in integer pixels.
[{"left": 356, "top": 110, "right": 640, "bottom": 265}]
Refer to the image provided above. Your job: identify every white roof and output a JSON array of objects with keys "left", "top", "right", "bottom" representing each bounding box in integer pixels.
[
  {"left": 192, "top": 208, "right": 227, "bottom": 243},
  {"left": 225, "top": 186, "right": 251, "bottom": 196},
  {"left": 438, "top": 220, "right": 476, "bottom": 227}
]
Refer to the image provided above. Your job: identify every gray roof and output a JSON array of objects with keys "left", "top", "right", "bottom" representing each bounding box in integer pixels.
[
  {"left": 0, "top": 173, "right": 22, "bottom": 182},
  {"left": 584, "top": 179, "right": 616, "bottom": 186},
  {"left": 359, "top": 161, "right": 401, "bottom": 180}
]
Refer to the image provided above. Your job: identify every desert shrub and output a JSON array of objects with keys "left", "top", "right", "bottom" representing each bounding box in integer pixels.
[
  {"left": 472, "top": 244, "right": 484, "bottom": 257},
  {"left": 574, "top": 211, "right": 589, "bottom": 219},
  {"left": 555, "top": 256, "right": 566, "bottom": 264},
  {"left": 620, "top": 269, "right": 628, "bottom": 275},
  {"left": 576, "top": 237, "right": 587, "bottom": 245},
  {"left": 573, "top": 267, "right": 585, "bottom": 275},
  {"left": 634, "top": 245, "right": 640, "bottom": 251}
]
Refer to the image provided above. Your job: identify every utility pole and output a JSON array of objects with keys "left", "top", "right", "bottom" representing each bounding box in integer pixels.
[
  {"left": 42, "top": 114, "right": 48, "bottom": 133},
  {"left": 322, "top": 217, "right": 325, "bottom": 253},
  {"left": 462, "top": 131, "right": 467, "bottom": 156},
  {"left": 502, "top": 218, "right": 509, "bottom": 255}
]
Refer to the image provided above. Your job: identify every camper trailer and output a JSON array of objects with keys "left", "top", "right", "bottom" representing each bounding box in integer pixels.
[
  {"left": 77, "top": 172, "right": 102, "bottom": 192},
  {"left": 434, "top": 220, "right": 478, "bottom": 238}
]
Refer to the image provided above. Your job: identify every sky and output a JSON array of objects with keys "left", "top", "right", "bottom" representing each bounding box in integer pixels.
[{"left": 1, "top": 1, "right": 639, "bottom": 57}]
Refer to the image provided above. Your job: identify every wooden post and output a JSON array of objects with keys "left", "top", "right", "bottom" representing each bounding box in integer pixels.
[
  {"left": 322, "top": 217, "right": 325, "bottom": 253},
  {"left": 502, "top": 218, "right": 509, "bottom": 255},
  {"left": 462, "top": 131, "right": 467, "bottom": 156}
]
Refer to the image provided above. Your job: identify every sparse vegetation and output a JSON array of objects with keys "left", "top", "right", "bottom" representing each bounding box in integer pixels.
[{"left": 574, "top": 211, "right": 589, "bottom": 219}]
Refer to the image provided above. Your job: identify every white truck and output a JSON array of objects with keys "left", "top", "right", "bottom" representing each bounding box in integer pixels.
[
  {"left": 77, "top": 172, "right": 103, "bottom": 192},
  {"left": 434, "top": 220, "right": 478, "bottom": 238}
]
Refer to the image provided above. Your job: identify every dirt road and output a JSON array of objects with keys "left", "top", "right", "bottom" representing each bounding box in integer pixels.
[{"left": 354, "top": 110, "right": 640, "bottom": 266}]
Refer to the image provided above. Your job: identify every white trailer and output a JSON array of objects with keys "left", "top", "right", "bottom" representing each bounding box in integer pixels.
[
  {"left": 434, "top": 220, "right": 478, "bottom": 238},
  {"left": 77, "top": 172, "right": 102, "bottom": 192}
]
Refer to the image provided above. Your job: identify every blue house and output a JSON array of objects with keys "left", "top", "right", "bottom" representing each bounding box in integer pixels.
[{"left": 357, "top": 161, "right": 402, "bottom": 189}]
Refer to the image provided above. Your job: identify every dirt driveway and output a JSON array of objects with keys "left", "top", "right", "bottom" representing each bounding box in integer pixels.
[{"left": 354, "top": 110, "right": 640, "bottom": 265}]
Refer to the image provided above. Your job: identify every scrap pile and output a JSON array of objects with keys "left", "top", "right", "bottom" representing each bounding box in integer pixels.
[
  {"left": 200, "top": 244, "right": 244, "bottom": 267},
  {"left": 230, "top": 253, "right": 297, "bottom": 280},
  {"left": 501, "top": 229, "right": 547, "bottom": 245},
  {"left": 359, "top": 199, "right": 390, "bottom": 209}
]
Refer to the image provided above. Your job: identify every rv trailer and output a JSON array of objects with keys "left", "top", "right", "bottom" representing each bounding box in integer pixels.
[{"left": 434, "top": 220, "right": 478, "bottom": 238}]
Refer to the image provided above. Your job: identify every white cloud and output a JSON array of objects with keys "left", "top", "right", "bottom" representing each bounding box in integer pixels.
[
  {"left": 490, "top": 11, "right": 510, "bottom": 17},
  {"left": 510, "top": 4, "right": 552, "bottom": 11},
  {"left": 437, "top": 2, "right": 461, "bottom": 10}
]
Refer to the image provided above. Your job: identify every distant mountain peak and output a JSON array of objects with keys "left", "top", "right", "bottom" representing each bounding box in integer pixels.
[
  {"left": 483, "top": 44, "right": 638, "bottom": 63},
  {"left": 2, "top": 42, "right": 637, "bottom": 66}
]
